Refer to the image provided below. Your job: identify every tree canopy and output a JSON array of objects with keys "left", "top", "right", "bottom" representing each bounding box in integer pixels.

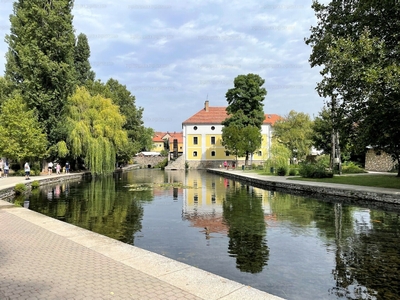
[
  {"left": 5, "top": 0, "right": 76, "bottom": 144},
  {"left": 65, "top": 87, "right": 129, "bottom": 174},
  {"left": 272, "top": 110, "right": 313, "bottom": 161},
  {"left": 223, "top": 74, "right": 266, "bottom": 129},
  {"left": 0, "top": 94, "right": 48, "bottom": 163},
  {"left": 306, "top": 0, "right": 400, "bottom": 175},
  {"left": 74, "top": 33, "right": 95, "bottom": 86},
  {"left": 222, "top": 74, "right": 266, "bottom": 165}
]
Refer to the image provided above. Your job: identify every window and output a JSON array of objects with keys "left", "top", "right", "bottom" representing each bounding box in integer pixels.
[
  {"left": 225, "top": 151, "right": 230, "bottom": 156},
  {"left": 194, "top": 194, "right": 198, "bottom": 203},
  {"left": 211, "top": 194, "right": 216, "bottom": 203},
  {"left": 193, "top": 137, "right": 198, "bottom": 145},
  {"left": 211, "top": 126, "right": 215, "bottom": 130},
  {"left": 211, "top": 151, "right": 216, "bottom": 157},
  {"left": 258, "top": 151, "right": 262, "bottom": 156},
  {"left": 193, "top": 126, "right": 198, "bottom": 130},
  {"left": 193, "top": 151, "right": 197, "bottom": 157},
  {"left": 211, "top": 136, "right": 215, "bottom": 144}
]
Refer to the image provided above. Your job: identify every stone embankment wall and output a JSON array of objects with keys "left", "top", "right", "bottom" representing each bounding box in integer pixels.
[
  {"left": 365, "top": 149, "right": 396, "bottom": 172},
  {"left": 207, "top": 169, "right": 400, "bottom": 206},
  {"left": 0, "top": 174, "right": 86, "bottom": 200},
  {"left": 134, "top": 156, "right": 166, "bottom": 168}
]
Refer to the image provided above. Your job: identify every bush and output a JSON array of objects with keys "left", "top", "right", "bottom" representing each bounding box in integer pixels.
[
  {"left": 341, "top": 161, "right": 366, "bottom": 174},
  {"left": 14, "top": 183, "right": 27, "bottom": 195},
  {"left": 299, "top": 162, "right": 333, "bottom": 178},
  {"left": 31, "top": 181, "right": 40, "bottom": 189},
  {"left": 155, "top": 158, "right": 168, "bottom": 170},
  {"left": 289, "top": 168, "right": 297, "bottom": 176},
  {"left": 277, "top": 166, "right": 288, "bottom": 176}
]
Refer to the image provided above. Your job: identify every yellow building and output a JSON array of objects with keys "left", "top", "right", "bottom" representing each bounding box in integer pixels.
[
  {"left": 150, "top": 132, "right": 166, "bottom": 153},
  {"left": 182, "top": 101, "right": 280, "bottom": 169}
]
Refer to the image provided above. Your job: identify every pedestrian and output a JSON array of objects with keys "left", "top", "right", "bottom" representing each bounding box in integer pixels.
[
  {"left": 4, "top": 162, "right": 9, "bottom": 178},
  {"left": 24, "top": 162, "right": 30, "bottom": 180},
  {"left": 223, "top": 160, "right": 228, "bottom": 169},
  {"left": 48, "top": 161, "right": 53, "bottom": 175},
  {"left": 56, "top": 163, "right": 61, "bottom": 175},
  {"left": 0, "top": 159, "right": 3, "bottom": 178},
  {"left": 65, "top": 162, "right": 70, "bottom": 173}
]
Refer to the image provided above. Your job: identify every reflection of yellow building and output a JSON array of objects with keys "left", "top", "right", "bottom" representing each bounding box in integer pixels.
[
  {"left": 182, "top": 101, "right": 281, "bottom": 169},
  {"left": 183, "top": 171, "right": 273, "bottom": 215}
]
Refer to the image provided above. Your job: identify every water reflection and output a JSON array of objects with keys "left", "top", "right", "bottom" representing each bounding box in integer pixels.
[
  {"left": 18, "top": 169, "right": 400, "bottom": 300},
  {"left": 223, "top": 184, "right": 269, "bottom": 273}
]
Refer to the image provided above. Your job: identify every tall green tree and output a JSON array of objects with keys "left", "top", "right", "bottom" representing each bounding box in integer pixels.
[
  {"left": 273, "top": 110, "right": 314, "bottom": 161},
  {"left": 74, "top": 33, "right": 95, "bottom": 86},
  {"left": 0, "top": 77, "right": 13, "bottom": 104},
  {"left": 5, "top": 0, "right": 77, "bottom": 144},
  {"left": 306, "top": 0, "right": 400, "bottom": 175},
  {"left": 222, "top": 74, "right": 267, "bottom": 165},
  {"left": 85, "top": 78, "right": 153, "bottom": 159},
  {"left": 65, "top": 87, "right": 129, "bottom": 174},
  {"left": 0, "top": 94, "right": 48, "bottom": 163}
]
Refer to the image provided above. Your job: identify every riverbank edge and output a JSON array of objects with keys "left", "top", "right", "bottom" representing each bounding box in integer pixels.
[{"left": 207, "top": 169, "right": 400, "bottom": 206}]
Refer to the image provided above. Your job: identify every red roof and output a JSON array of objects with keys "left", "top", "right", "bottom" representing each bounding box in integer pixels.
[
  {"left": 152, "top": 132, "right": 165, "bottom": 142},
  {"left": 168, "top": 132, "right": 183, "bottom": 143},
  {"left": 182, "top": 106, "right": 281, "bottom": 126}
]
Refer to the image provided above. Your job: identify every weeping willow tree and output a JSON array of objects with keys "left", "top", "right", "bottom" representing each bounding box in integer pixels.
[{"left": 65, "top": 87, "right": 128, "bottom": 174}]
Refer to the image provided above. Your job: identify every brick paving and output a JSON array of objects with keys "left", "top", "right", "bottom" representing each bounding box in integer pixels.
[{"left": 0, "top": 174, "right": 282, "bottom": 300}]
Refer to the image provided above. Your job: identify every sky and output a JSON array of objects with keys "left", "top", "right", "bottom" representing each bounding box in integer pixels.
[{"left": 0, "top": 0, "right": 327, "bottom": 133}]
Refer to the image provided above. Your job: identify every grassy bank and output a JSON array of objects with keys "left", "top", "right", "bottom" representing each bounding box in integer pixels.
[{"left": 287, "top": 174, "right": 400, "bottom": 189}]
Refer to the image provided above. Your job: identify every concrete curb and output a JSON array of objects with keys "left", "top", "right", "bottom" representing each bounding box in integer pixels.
[{"left": 207, "top": 169, "right": 400, "bottom": 205}]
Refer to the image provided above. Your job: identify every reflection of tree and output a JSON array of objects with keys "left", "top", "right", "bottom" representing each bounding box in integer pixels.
[
  {"left": 222, "top": 185, "right": 269, "bottom": 273},
  {"left": 330, "top": 211, "right": 400, "bottom": 299},
  {"left": 28, "top": 175, "right": 153, "bottom": 245}
]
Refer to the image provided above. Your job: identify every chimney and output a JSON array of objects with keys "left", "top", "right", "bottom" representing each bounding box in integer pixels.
[{"left": 204, "top": 100, "right": 209, "bottom": 112}]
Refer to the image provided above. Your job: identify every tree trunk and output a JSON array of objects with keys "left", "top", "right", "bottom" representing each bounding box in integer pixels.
[
  {"left": 330, "top": 128, "right": 336, "bottom": 170},
  {"left": 397, "top": 155, "right": 400, "bottom": 177},
  {"left": 336, "top": 131, "right": 342, "bottom": 175}
]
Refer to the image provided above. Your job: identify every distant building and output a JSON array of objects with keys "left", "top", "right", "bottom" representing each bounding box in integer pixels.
[
  {"left": 151, "top": 132, "right": 166, "bottom": 153},
  {"left": 182, "top": 101, "right": 280, "bottom": 169},
  {"left": 150, "top": 131, "right": 184, "bottom": 157}
]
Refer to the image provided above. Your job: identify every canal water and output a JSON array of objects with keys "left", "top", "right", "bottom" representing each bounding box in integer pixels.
[{"left": 15, "top": 169, "right": 400, "bottom": 300}]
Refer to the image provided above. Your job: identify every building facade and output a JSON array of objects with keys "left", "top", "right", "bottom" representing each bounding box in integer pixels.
[{"left": 182, "top": 101, "right": 280, "bottom": 169}]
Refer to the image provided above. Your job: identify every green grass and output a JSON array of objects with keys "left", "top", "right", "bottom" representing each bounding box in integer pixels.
[{"left": 288, "top": 175, "right": 400, "bottom": 189}]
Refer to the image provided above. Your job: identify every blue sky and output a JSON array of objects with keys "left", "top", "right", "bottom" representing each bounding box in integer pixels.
[{"left": 0, "top": 0, "right": 327, "bottom": 132}]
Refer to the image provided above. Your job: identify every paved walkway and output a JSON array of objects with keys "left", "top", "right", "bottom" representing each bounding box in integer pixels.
[{"left": 0, "top": 174, "right": 283, "bottom": 300}]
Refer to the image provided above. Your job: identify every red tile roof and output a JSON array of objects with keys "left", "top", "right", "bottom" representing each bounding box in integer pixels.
[
  {"left": 168, "top": 132, "right": 183, "bottom": 143},
  {"left": 182, "top": 106, "right": 281, "bottom": 125}
]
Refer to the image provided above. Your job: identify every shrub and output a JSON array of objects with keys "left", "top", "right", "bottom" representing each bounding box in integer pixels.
[
  {"left": 155, "top": 158, "right": 168, "bottom": 170},
  {"left": 277, "top": 166, "right": 288, "bottom": 176},
  {"left": 299, "top": 162, "right": 333, "bottom": 178},
  {"left": 14, "top": 183, "right": 27, "bottom": 195},
  {"left": 289, "top": 168, "right": 297, "bottom": 176},
  {"left": 31, "top": 181, "right": 40, "bottom": 189},
  {"left": 341, "top": 161, "right": 366, "bottom": 174}
]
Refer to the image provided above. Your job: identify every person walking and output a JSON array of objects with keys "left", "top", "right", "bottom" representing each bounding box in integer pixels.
[
  {"left": 48, "top": 161, "right": 53, "bottom": 175},
  {"left": 56, "top": 163, "right": 61, "bottom": 175},
  {"left": 4, "top": 162, "right": 9, "bottom": 177},
  {"left": 24, "top": 162, "right": 30, "bottom": 180},
  {"left": 0, "top": 159, "right": 3, "bottom": 178},
  {"left": 65, "top": 162, "right": 70, "bottom": 173}
]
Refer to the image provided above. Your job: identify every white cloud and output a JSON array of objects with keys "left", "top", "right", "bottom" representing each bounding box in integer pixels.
[{"left": 0, "top": 0, "right": 324, "bottom": 131}]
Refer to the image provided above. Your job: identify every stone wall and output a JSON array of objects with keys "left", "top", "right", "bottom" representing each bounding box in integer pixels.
[
  {"left": 365, "top": 149, "right": 396, "bottom": 172},
  {"left": 133, "top": 156, "right": 166, "bottom": 168}
]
